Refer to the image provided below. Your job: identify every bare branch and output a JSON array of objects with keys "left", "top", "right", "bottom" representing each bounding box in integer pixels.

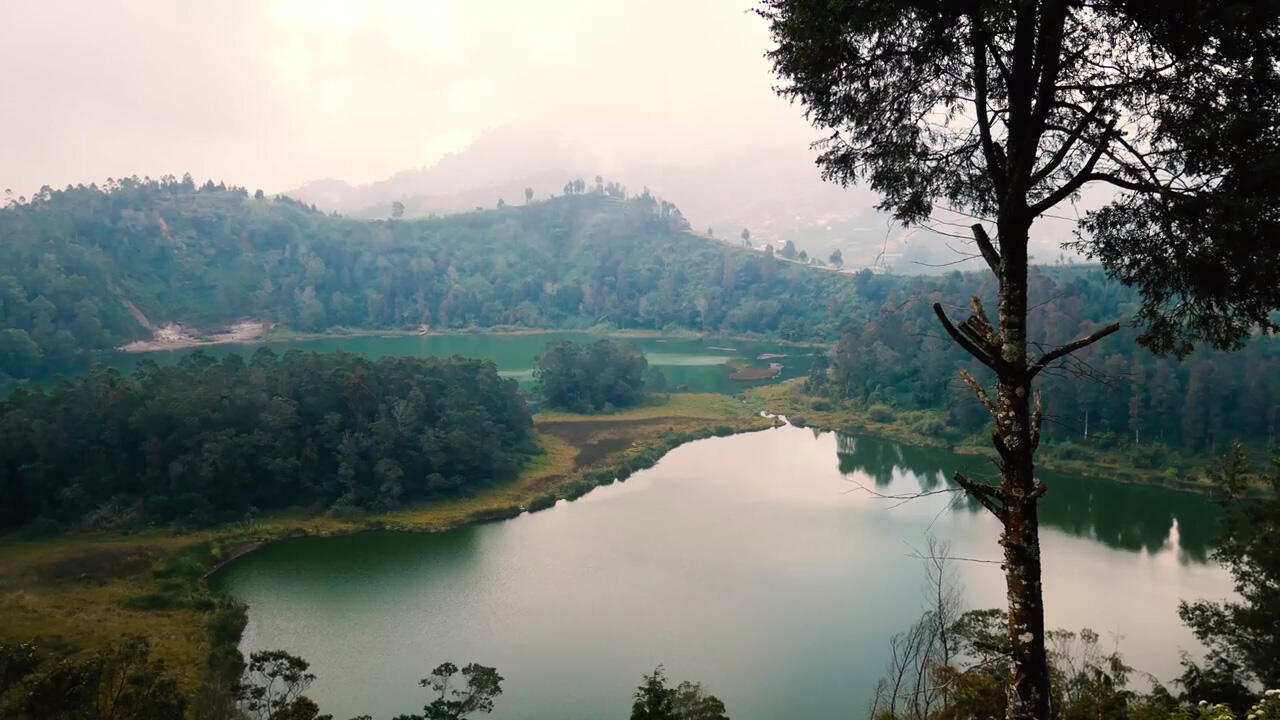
[
  {"left": 953, "top": 472, "right": 1004, "bottom": 519},
  {"left": 1030, "top": 102, "right": 1103, "bottom": 186},
  {"left": 986, "top": 40, "right": 1012, "bottom": 87},
  {"left": 970, "top": 224, "right": 1001, "bottom": 274},
  {"left": 1077, "top": 171, "right": 1160, "bottom": 194},
  {"left": 1029, "top": 322, "right": 1122, "bottom": 377},
  {"left": 970, "top": 12, "right": 1007, "bottom": 193},
  {"left": 1029, "top": 118, "right": 1117, "bottom": 216},
  {"left": 840, "top": 478, "right": 963, "bottom": 510},
  {"left": 969, "top": 296, "right": 996, "bottom": 340},
  {"left": 960, "top": 369, "right": 997, "bottom": 416},
  {"left": 933, "top": 303, "right": 1001, "bottom": 373}
]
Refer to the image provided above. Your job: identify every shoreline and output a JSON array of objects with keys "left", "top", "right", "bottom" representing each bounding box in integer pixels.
[
  {"left": 0, "top": 393, "right": 779, "bottom": 693},
  {"left": 748, "top": 380, "right": 1226, "bottom": 495},
  {"left": 0, "top": 384, "right": 1227, "bottom": 702},
  {"left": 114, "top": 324, "right": 831, "bottom": 354}
]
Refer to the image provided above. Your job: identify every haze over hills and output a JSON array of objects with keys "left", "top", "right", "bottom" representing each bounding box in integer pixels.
[
  {"left": 285, "top": 124, "right": 1094, "bottom": 274},
  {"left": 0, "top": 177, "right": 885, "bottom": 382}
]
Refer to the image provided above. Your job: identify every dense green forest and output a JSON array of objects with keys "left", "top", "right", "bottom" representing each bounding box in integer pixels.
[
  {"left": 0, "top": 177, "right": 881, "bottom": 382},
  {"left": 533, "top": 338, "right": 651, "bottom": 412},
  {"left": 3, "top": 177, "right": 1277, "bottom": 459},
  {"left": 0, "top": 350, "right": 534, "bottom": 531},
  {"left": 805, "top": 267, "right": 1280, "bottom": 455}
]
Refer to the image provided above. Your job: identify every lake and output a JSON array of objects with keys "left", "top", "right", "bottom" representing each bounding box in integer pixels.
[
  {"left": 105, "top": 333, "right": 821, "bottom": 395},
  {"left": 211, "top": 426, "right": 1230, "bottom": 720}
]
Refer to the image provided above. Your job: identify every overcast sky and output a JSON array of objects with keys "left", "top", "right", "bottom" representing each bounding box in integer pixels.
[{"left": 0, "top": 0, "right": 820, "bottom": 196}]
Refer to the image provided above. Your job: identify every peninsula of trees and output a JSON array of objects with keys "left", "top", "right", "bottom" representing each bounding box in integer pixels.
[{"left": 0, "top": 350, "right": 534, "bottom": 531}]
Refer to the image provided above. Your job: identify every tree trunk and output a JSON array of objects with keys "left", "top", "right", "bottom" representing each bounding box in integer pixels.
[
  {"left": 1000, "top": 444, "right": 1051, "bottom": 720},
  {"left": 996, "top": 222, "right": 1052, "bottom": 720}
]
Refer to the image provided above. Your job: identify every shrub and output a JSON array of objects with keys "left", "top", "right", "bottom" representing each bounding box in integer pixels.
[
  {"left": 1131, "top": 444, "right": 1171, "bottom": 470},
  {"left": 123, "top": 592, "right": 184, "bottom": 611},
  {"left": 467, "top": 505, "right": 523, "bottom": 524},
  {"left": 526, "top": 494, "right": 558, "bottom": 513},
  {"left": 867, "top": 403, "right": 896, "bottom": 423},
  {"left": 561, "top": 477, "right": 598, "bottom": 501},
  {"left": 1048, "top": 441, "right": 1087, "bottom": 460}
]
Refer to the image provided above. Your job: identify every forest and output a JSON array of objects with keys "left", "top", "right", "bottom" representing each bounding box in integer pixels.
[
  {"left": 4, "top": 178, "right": 1277, "bottom": 462},
  {"left": 0, "top": 177, "right": 881, "bottom": 383},
  {"left": 2, "top": 177, "right": 1277, "bottom": 468},
  {"left": 533, "top": 338, "right": 651, "bottom": 412},
  {"left": 804, "top": 267, "right": 1280, "bottom": 457},
  {"left": 0, "top": 350, "right": 534, "bottom": 531}
]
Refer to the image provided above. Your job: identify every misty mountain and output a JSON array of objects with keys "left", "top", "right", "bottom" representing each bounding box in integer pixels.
[{"left": 286, "top": 124, "right": 1090, "bottom": 274}]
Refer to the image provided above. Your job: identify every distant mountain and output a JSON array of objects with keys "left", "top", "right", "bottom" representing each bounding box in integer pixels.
[
  {"left": 285, "top": 124, "right": 1091, "bottom": 274},
  {"left": 287, "top": 125, "right": 588, "bottom": 219}
]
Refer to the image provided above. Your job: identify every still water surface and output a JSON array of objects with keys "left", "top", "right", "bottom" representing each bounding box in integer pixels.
[
  {"left": 212, "top": 427, "right": 1229, "bottom": 720},
  {"left": 108, "top": 333, "right": 818, "bottom": 394}
]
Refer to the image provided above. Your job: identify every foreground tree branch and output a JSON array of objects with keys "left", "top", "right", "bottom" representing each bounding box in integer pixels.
[
  {"left": 971, "top": 224, "right": 1003, "bottom": 274},
  {"left": 1029, "top": 322, "right": 1122, "bottom": 378},
  {"left": 953, "top": 472, "right": 1004, "bottom": 519},
  {"left": 933, "top": 303, "right": 1001, "bottom": 372}
]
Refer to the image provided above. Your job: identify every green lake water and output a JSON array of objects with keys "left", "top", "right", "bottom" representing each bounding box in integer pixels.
[
  {"left": 211, "top": 427, "right": 1229, "bottom": 720},
  {"left": 105, "top": 333, "right": 819, "bottom": 394}
]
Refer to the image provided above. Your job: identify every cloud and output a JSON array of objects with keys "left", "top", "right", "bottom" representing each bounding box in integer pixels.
[{"left": 0, "top": 0, "right": 813, "bottom": 196}]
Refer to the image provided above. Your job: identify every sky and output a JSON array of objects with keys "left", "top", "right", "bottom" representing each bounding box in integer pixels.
[{"left": 0, "top": 0, "right": 817, "bottom": 197}]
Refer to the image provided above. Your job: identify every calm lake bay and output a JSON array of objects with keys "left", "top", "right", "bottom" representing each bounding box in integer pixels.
[{"left": 212, "top": 425, "right": 1228, "bottom": 720}]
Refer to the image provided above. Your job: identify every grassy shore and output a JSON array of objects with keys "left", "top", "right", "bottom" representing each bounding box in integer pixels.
[
  {"left": 749, "top": 378, "right": 1223, "bottom": 491},
  {"left": 0, "top": 379, "right": 1230, "bottom": 703},
  {"left": 0, "top": 392, "right": 777, "bottom": 696}
]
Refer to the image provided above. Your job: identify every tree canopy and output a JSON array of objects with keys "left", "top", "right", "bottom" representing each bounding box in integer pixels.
[
  {"left": 630, "top": 666, "right": 730, "bottom": 720},
  {"left": 0, "top": 178, "right": 883, "bottom": 383},
  {"left": 760, "top": 0, "right": 1280, "bottom": 356},
  {"left": 760, "top": 2, "right": 1280, "bottom": 718},
  {"left": 0, "top": 350, "right": 534, "bottom": 531},
  {"left": 1179, "top": 444, "right": 1280, "bottom": 704},
  {"left": 809, "top": 267, "right": 1280, "bottom": 456},
  {"left": 534, "top": 339, "right": 650, "bottom": 412}
]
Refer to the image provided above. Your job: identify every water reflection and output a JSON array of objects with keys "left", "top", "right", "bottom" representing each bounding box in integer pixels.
[
  {"left": 835, "top": 433, "right": 1218, "bottom": 561},
  {"left": 216, "top": 425, "right": 1228, "bottom": 720}
]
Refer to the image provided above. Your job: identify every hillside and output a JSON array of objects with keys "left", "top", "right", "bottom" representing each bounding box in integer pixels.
[
  {"left": 285, "top": 124, "right": 1098, "bottom": 273},
  {"left": 9, "top": 177, "right": 1272, "bottom": 460},
  {"left": 0, "top": 177, "right": 886, "bottom": 381}
]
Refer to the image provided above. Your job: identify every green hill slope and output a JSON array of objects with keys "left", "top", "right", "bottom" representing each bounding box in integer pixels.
[{"left": 0, "top": 177, "right": 885, "bottom": 380}]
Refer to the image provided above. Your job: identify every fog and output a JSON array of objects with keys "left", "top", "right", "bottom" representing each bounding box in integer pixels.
[
  {"left": 0, "top": 0, "right": 1095, "bottom": 270},
  {"left": 0, "top": 0, "right": 814, "bottom": 195}
]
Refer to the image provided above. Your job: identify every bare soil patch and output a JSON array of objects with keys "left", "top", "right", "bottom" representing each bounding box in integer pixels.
[
  {"left": 730, "top": 362, "right": 783, "bottom": 381},
  {"left": 538, "top": 417, "right": 696, "bottom": 468},
  {"left": 37, "top": 545, "right": 162, "bottom": 586}
]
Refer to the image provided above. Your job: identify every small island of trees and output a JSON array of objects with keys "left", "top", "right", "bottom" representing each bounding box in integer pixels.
[{"left": 533, "top": 339, "right": 651, "bottom": 413}]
